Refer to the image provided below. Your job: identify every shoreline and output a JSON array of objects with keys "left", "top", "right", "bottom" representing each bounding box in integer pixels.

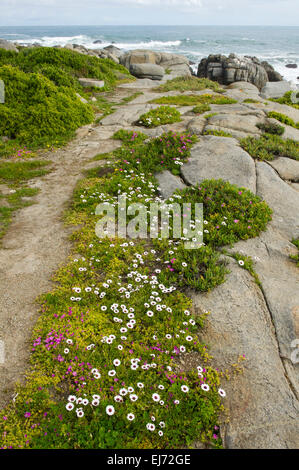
[{"left": 1, "top": 23, "right": 298, "bottom": 84}]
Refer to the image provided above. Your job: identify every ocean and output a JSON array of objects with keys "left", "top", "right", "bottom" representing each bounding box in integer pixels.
[{"left": 0, "top": 25, "right": 298, "bottom": 84}]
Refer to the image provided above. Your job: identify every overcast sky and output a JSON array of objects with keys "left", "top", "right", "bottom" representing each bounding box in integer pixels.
[{"left": 0, "top": 0, "right": 298, "bottom": 26}]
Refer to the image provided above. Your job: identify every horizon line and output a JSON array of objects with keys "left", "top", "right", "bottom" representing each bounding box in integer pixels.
[{"left": 1, "top": 24, "right": 299, "bottom": 27}]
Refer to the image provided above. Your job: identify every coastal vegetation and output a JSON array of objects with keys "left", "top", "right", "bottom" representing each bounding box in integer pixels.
[
  {"left": 154, "top": 76, "right": 225, "bottom": 93},
  {"left": 0, "top": 126, "right": 272, "bottom": 449},
  {"left": 267, "top": 111, "right": 299, "bottom": 129},
  {"left": 256, "top": 121, "right": 285, "bottom": 135},
  {"left": 0, "top": 48, "right": 133, "bottom": 155},
  {"left": 203, "top": 130, "right": 233, "bottom": 137},
  {"left": 137, "top": 106, "right": 181, "bottom": 128},
  {"left": 240, "top": 134, "right": 299, "bottom": 161},
  {"left": 269, "top": 90, "right": 299, "bottom": 109},
  {"left": 150, "top": 94, "right": 237, "bottom": 107}
]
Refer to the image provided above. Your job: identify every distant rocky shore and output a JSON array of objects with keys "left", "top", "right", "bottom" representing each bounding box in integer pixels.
[{"left": 0, "top": 37, "right": 297, "bottom": 98}]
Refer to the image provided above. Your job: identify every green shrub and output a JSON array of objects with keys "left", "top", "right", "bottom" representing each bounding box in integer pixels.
[
  {"left": 174, "top": 180, "right": 272, "bottom": 247},
  {"left": 150, "top": 94, "right": 237, "bottom": 107},
  {"left": 115, "top": 130, "right": 197, "bottom": 175},
  {"left": 240, "top": 134, "right": 299, "bottom": 161},
  {"left": 112, "top": 129, "right": 148, "bottom": 145},
  {"left": 192, "top": 104, "right": 211, "bottom": 114},
  {"left": 256, "top": 121, "right": 285, "bottom": 135},
  {"left": 269, "top": 91, "right": 299, "bottom": 110},
  {"left": 0, "top": 65, "right": 94, "bottom": 146},
  {"left": 290, "top": 239, "right": 299, "bottom": 267},
  {"left": 267, "top": 111, "right": 299, "bottom": 129},
  {"left": 3, "top": 47, "right": 132, "bottom": 91},
  {"left": 154, "top": 76, "right": 225, "bottom": 93},
  {"left": 34, "top": 63, "right": 79, "bottom": 89},
  {"left": 138, "top": 106, "right": 181, "bottom": 128},
  {"left": 203, "top": 130, "right": 233, "bottom": 137}
]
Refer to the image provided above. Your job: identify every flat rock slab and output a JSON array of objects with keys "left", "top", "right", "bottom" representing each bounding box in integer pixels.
[
  {"left": 78, "top": 78, "right": 105, "bottom": 88},
  {"left": 268, "top": 157, "right": 299, "bottom": 182},
  {"left": 181, "top": 136, "right": 256, "bottom": 192},
  {"left": 155, "top": 170, "right": 186, "bottom": 199},
  {"left": 256, "top": 161, "right": 299, "bottom": 239},
  {"left": 187, "top": 116, "right": 207, "bottom": 135},
  {"left": 264, "top": 101, "right": 299, "bottom": 123},
  {"left": 204, "top": 125, "right": 259, "bottom": 140},
  {"left": 207, "top": 113, "right": 263, "bottom": 135},
  {"left": 282, "top": 124, "right": 299, "bottom": 142},
  {"left": 261, "top": 81, "right": 294, "bottom": 99},
  {"left": 191, "top": 258, "right": 299, "bottom": 449},
  {"left": 230, "top": 227, "right": 299, "bottom": 366},
  {"left": 209, "top": 103, "right": 265, "bottom": 117},
  {"left": 267, "top": 117, "right": 299, "bottom": 142},
  {"left": 223, "top": 88, "right": 261, "bottom": 103},
  {"left": 100, "top": 103, "right": 157, "bottom": 126}
]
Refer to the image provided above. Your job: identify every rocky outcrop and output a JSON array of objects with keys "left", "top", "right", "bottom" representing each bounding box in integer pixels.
[
  {"left": 120, "top": 50, "right": 191, "bottom": 77},
  {"left": 197, "top": 54, "right": 276, "bottom": 90},
  {"left": 0, "top": 39, "right": 18, "bottom": 53},
  {"left": 261, "top": 61, "right": 283, "bottom": 81},
  {"left": 102, "top": 45, "right": 122, "bottom": 58},
  {"left": 64, "top": 43, "right": 120, "bottom": 63}
]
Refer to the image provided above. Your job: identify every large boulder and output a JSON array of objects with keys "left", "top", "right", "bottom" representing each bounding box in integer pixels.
[
  {"left": 129, "top": 63, "right": 164, "bottom": 80},
  {"left": 260, "top": 81, "right": 295, "bottom": 99},
  {"left": 261, "top": 61, "right": 283, "bottom": 81},
  {"left": 181, "top": 135, "right": 256, "bottom": 192},
  {"left": 155, "top": 170, "right": 186, "bottom": 199},
  {"left": 0, "top": 39, "right": 18, "bottom": 53},
  {"left": 197, "top": 54, "right": 272, "bottom": 90},
  {"left": 120, "top": 50, "right": 191, "bottom": 77}
]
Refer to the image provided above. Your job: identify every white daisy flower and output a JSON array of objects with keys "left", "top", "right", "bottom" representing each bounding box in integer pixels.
[
  {"left": 201, "top": 384, "right": 210, "bottom": 392},
  {"left": 106, "top": 405, "right": 115, "bottom": 416},
  {"left": 152, "top": 393, "right": 160, "bottom": 402}
]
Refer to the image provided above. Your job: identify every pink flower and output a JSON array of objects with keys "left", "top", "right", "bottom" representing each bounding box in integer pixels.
[{"left": 24, "top": 412, "right": 31, "bottom": 418}]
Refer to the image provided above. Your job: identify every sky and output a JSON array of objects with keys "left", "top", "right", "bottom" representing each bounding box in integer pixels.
[{"left": 0, "top": 0, "right": 298, "bottom": 26}]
